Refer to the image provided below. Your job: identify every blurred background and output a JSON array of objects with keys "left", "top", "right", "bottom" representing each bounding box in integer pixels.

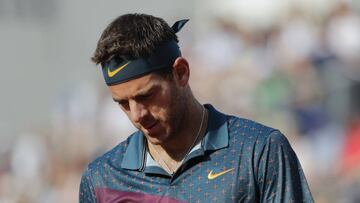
[{"left": 0, "top": 0, "right": 360, "bottom": 202}]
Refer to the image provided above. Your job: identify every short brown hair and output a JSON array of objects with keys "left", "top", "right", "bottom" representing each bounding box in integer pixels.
[{"left": 92, "top": 13, "right": 178, "bottom": 65}]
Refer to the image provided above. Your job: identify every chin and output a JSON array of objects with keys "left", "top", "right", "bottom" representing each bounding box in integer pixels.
[
  {"left": 144, "top": 131, "right": 170, "bottom": 145},
  {"left": 145, "top": 136, "right": 165, "bottom": 145},
  {"left": 141, "top": 123, "right": 171, "bottom": 142}
]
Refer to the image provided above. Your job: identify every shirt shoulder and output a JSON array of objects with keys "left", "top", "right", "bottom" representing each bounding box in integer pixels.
[
  {"left": 225, "top": 115, "right": 291, "bottom": 161},
  {"left": 226, "top": 115, "right": 294, "bottom": 157},
  {"left": 79, "top": 138, "right": 130, "bottom": 203},
  {"left": 227, "top": 115, "right": 278, "bottom": 141},
  {"left": 83, "top": 131, "right": 136, "bottom": 178}
]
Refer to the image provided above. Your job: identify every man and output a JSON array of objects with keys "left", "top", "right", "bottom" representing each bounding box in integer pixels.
[{"left": 79, "top": 13, "right": 313, "bottom": 203}]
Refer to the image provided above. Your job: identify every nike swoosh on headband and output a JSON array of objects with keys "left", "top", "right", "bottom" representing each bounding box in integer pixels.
[{"left": 107, "top": 61, "right": 131, "bottom": 77}]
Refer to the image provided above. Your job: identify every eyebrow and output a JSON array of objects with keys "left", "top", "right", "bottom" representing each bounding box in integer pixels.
[{"left": 112, "top": 85, "right": 158, "bottom": 103}]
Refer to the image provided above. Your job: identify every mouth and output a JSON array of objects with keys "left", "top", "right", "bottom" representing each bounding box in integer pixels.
[{"left": 143, "top": 121, "right": 158, "bottom": 131}]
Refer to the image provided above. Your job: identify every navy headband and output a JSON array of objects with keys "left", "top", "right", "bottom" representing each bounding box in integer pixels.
[{"left": 102, "top": 19, "right": 189, "bottom": 86}]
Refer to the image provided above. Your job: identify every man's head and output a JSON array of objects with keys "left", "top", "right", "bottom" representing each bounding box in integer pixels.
[
  {"left": 93, "top": 13, "right": 193, "bottom": 145},
  {"left": 94, "top": 13, "right": 189, "bottom": 86}
]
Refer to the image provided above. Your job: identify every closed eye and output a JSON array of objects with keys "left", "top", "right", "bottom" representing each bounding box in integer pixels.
[
  {"left": 134, "top": 90, "right": 155, "bottom": 102},
  {"left": 136, "top": 93, "right": 151, "bottom": 101}
]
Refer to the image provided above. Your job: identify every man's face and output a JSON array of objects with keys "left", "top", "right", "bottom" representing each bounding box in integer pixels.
[{"left": 108, "top": 73, "right": 186, "bottom": 145}]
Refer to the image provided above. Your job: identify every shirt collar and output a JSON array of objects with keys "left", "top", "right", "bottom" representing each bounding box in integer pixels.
[
  {"left": 120, "top": 104, "right": 229, "bottom": 171},
  {"left": 120, "top": 131, "right": 146, "bottom": 170},
  {"left": 202, "top": 104, "right": 229, "bottom": 151}
]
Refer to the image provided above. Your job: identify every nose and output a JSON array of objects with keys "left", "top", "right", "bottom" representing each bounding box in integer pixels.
[{"left": 129, "top": 101, "right": 148, "bottom": 123}]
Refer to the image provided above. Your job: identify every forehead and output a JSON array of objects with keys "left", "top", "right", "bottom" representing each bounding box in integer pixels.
[{"left": 108, "top": 73, "right": 164, "bottom": 99}]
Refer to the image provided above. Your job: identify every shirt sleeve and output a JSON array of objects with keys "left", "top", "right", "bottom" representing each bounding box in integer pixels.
[
  {"left": 79, "top": 169, "right": 97, "bottom": 203},
  {"left": 256, "top": 131, "right": 314, "bottom": 203}
]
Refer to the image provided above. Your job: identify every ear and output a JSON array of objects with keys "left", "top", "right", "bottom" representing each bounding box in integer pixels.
[{"left": 172, "top": 57, "right": 190, "bottom": 87}]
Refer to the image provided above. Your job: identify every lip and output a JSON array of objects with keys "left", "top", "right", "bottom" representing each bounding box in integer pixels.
[{"left": 144, "top": 121, "right": 158, "bottom": 130}]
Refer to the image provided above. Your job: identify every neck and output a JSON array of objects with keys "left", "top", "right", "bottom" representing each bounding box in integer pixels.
[{"left": 148, "top": 99, "right": 207, "bottom": 162}]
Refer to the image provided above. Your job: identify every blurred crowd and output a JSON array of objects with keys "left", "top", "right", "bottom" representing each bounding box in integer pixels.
[
  {"left": 191, "top": 2, "right": 360, "bottom": 202},
  {"left": 1, "top": 1, "right": 360, "bottom": 203}
]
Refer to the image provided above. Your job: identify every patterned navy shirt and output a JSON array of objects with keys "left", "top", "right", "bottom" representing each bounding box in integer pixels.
[{"left": 79, "top": 104, "right": 314, "bottom": 202}]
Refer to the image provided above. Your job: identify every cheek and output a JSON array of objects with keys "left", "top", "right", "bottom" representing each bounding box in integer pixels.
[
  {"left": 150, "top": 88, "right": 174, "bottom": 119},
  {"left": 163, "top": 92, "right": 183, "bottom": 124},
  {"left": 150, "top": 104, "right": 170, "bottom": 123}
]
